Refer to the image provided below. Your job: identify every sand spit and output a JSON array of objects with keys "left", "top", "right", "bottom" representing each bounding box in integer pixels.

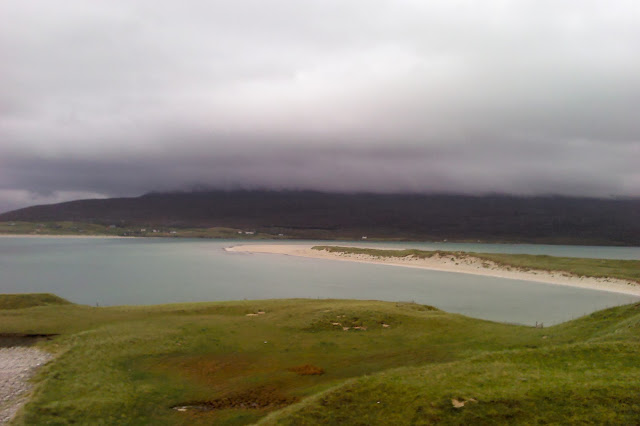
[
  {"left": 226, "top": 244, "right": 640, "bottom": 297},
  {"left": 0, "top": 348, "right": 52, "bottom": 425}
]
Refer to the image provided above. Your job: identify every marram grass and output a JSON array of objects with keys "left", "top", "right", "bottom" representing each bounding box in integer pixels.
[{"left": 313, "top": 245, "right": 640, "bottom": 283}]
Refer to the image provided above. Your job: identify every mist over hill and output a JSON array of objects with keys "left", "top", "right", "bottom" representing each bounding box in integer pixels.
[{"left": 1, "top": 191, "right": 638, "bottom": 245}]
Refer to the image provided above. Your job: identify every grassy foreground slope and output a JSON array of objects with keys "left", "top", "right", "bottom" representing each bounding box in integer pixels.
[
  {"left": 263, "top": 303, "right": 640, "bottom": 425},
  {"left": 313, "top": 246, "right": 640, "bottom": 283},
  {"left": 2, "top": 296, "right": 640, "bottom": 425}
]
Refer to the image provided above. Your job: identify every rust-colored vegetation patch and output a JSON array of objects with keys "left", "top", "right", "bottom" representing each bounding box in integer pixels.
[
  {"left": 288, "top": 364, "right": 325, "bottom": 375},
  {"left": 149, "top": 354, "right": 253, "bottom": 386},
  {"left": 173, "top": 387, "right": 298, "bottom": 412}
]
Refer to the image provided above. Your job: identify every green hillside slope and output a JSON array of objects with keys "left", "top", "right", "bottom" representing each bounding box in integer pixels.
[{"left": 2, "top": 296, "right": 639, "bottom": 425}]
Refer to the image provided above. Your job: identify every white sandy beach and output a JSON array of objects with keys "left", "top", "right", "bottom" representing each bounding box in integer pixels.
[{"left": 226, "top": 244, "right": 640, "bottom": 297}]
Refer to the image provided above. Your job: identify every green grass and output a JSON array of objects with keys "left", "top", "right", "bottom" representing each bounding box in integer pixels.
[
  {"left": 2, "top": 295, "right": 640, "bottom": 424},
  {"left": 0, "top": 221, "right": 268, "bottom": 239},
  {"left": 0, "top": 221, "right": 122, "bottom": 236},
  {"left": 472, "top": 252, "right": 640, "bottom": 283},
  {"left": 4, "top": 220, "right": 635, "bottom": 245},
  {"left": 0, "top": 293, "right": 72, "bottom": 310},
  {"left": 313, "top": 246, "right": 640, "bottom": 283},
  {"left": 263, "top": 302, "right": 640, "bottom": 424},
  {"left": 0, "top": 220, "right": 362, "bottom": 240},
  {"left": 313, "top": 246, "right": 448, "bottom": 259},
  {"left": 0, "top": 221, "right": 376, "bottom": 241},
  {"left": 262, "top": 341, "right": 640, "bottom": 425}
]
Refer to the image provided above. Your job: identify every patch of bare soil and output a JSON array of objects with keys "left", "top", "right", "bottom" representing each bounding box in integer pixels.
[
  {"left": 451, "top": 397, "right": 478, "bottom": 408},
  {"left": 0, "top": 334, "right": 57, "bottom": 348},
  {"left": 172, "top": 387, "right": 298, "bottom": 412}
]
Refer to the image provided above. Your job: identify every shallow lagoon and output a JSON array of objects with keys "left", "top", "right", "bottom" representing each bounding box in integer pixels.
[{"left": 0, "top": 237, "right": 638, "bottom": 326}]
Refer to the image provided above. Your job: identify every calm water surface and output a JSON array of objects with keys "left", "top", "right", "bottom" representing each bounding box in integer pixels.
[{"left": 1, "top": 237, "right": 638, "bottom": 326}]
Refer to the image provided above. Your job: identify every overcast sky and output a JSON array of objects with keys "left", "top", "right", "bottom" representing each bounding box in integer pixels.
[{"left": 1, "top": 1, "right": 639, "bottom": 212}]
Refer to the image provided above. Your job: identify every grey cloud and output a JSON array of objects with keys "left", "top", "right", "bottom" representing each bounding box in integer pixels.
[
  {"left": 1, "top": 1, "right": 639, "bottom": 212},
  {"left": 2, "top": 140, "right": 636, "bottom": 198}
]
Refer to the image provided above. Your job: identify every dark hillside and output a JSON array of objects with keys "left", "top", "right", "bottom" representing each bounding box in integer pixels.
[{"left": 1, "top": 191, "right": 638, "bottom": 245}]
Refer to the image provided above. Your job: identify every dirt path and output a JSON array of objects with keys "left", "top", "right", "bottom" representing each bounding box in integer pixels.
[{"left": 0, "top": 348, "right": 51, "bottom": 425}]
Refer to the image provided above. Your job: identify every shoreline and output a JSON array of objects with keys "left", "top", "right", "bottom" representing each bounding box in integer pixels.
[
  {"left": 226, "top": 244, "right": 640, "bottom": 297},
  {"left": 0, "top": 347, "right": 52, "bottom": 425},
  {"left": 0, "top": 234, "right": 134, "bottom": 239}
]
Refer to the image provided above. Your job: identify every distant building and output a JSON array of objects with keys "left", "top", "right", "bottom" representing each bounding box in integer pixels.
[
  {"left": 361, "top": 236, "right": 367, "bottom": 240},
  {"left": 140, "top": 228, "right": 146, "bottom": 232},
  {"left": 245, "top": 231, "right": 255, "bottom": 235}
]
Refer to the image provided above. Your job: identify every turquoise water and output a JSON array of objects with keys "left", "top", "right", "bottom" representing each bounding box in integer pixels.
[{"left": 0, "top": 237, "right": 638, "bottom": 325}]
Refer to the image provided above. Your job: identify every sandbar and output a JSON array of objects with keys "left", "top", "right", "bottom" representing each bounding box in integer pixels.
[{"left": 226, "top": 244, "right": 640, "bottom": 297}]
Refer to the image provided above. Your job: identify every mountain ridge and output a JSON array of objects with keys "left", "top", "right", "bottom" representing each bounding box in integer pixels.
[{"left": 1, "top": 191, "right": 638, "bottom": 245}]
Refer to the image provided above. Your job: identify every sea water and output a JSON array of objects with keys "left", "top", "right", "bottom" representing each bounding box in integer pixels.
[{"left": 0, "top": 237, "right": 637, "bottom": 325}]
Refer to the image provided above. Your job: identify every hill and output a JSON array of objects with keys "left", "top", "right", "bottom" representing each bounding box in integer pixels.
[
  {"left": 3, "top": 296, "right": 640, "bottom": 424},
  {"left": 1, "top": 191, "right": 639, "bottom": 245},
  {"left": 0, "top": 293, "right": 72, "bottom": 310}
]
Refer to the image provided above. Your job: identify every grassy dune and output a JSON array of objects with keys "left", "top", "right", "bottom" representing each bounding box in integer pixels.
[
  {"left": 263, "top": 304, "right": 640, "bottom": 424},
  {"left": 0, "top": 293, "right": 71, "bottom": 310},
  {"left": 1, "top": 294, "right": 640, "bottom": 424},
  {"left": 313, "top": 246, "right": 640, "bottom": 283},
  {"left": 263, "top": 341, "right": 640, "bottom": 424}
]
